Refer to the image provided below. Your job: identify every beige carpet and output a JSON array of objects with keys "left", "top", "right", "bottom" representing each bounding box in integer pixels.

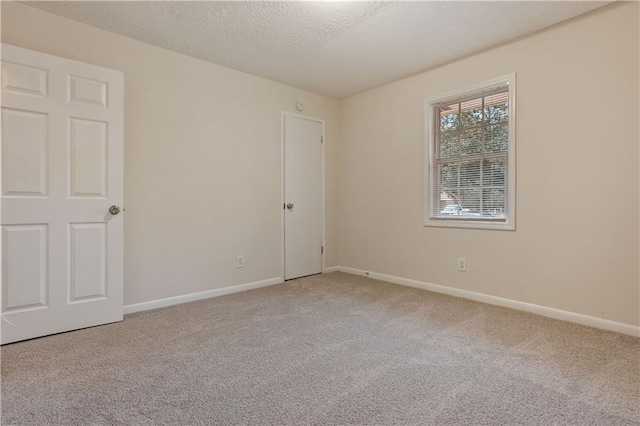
[{"left": 2, "top": 272, "right": 639, "bottom": 425}]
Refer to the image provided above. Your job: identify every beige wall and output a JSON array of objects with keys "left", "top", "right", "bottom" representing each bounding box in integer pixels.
[
  {"left": 338, "top": 2, "right": 640, "bottom": 326},
  {"left": 1, "top": 2, "right": 340, "bottom": 305}
]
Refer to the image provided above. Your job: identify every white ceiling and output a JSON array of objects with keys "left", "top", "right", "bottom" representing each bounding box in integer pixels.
[{"left": 24, "top": 1, "right": 610, "bottom": 99}]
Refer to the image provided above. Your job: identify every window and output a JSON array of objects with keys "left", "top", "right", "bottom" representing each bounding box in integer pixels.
[{"left": 424, "top": 74, "right": 515, "bottom": 230}]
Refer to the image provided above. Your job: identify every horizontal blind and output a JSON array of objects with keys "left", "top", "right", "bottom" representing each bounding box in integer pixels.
[{"left": 431, "top": 87, "right": 508, "bottom": 221}]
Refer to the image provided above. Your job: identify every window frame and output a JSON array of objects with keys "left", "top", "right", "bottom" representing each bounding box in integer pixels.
[{"left": 424, "top": 74, "right": 516, "bottom": 231}]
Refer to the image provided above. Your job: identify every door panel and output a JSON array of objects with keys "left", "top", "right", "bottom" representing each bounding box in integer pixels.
[
  {"left": 284, "top": 115, "right": 323, "bottom": 280},
  {"left": 69, "top": 75, "right": 108, "bottom": 107},
  {"left": 1, "top": 61, "right": 47, "bottom": 96},
  {"left": 69, "top": 118, "right": 108, "bottom": 198},
  {"left": 1, "top": 44, "right": 124, "bottom": 344},
  {"left": 69, "top": 223, "right": 107, "bottom": 302},
  {"left": 2, "top": 108, "right": 48, "bottom": 197},
  {"left": 2, "top": 225, "right": 48, "bottom": 312}
]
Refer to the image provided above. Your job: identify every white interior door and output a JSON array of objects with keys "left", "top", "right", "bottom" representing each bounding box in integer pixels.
[
  {"left": 284, "top": 114, "right": 323, "bottom": 280},
  {"left": 1, "top": 44, "right": 124, "bottom": 344}
]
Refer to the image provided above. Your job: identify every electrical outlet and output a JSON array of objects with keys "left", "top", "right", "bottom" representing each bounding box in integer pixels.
[
  {"left": 457, "top": 257, "right": 467, "bottom": 272},
  {"left": 237, "top": 255, "right": 244, "bottom": 268}
]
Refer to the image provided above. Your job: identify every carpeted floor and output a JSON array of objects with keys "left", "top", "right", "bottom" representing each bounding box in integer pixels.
[{"left": 1, "top": 272, "right": 639, "bottom": 425}]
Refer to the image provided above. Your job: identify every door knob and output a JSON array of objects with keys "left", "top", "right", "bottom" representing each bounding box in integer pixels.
[
  {"left": 286, "top": 203, "right": 294, "bottom": 210},
  {"left": 109, "top": 205, "right": 121, "bottom": 215}
]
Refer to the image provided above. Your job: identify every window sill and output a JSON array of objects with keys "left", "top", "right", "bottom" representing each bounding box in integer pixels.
[{"left": 424, "top": 218, "right": 515, "bottom": 231}]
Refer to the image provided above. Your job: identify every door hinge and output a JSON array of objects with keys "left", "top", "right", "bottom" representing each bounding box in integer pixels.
[
  {"left": 321, "top": 136, "right": 323, "bottom": 144},
  {"left": 321, "top": 246, "right": 324, "bottom": 254}
]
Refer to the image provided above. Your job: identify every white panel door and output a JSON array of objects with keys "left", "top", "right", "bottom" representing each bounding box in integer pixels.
[
  {"left": 284, "top": 114, "right": 323, "bottom": 280},
  {"left": 1, "top": 44, "right": 124, "bottom": 344}
]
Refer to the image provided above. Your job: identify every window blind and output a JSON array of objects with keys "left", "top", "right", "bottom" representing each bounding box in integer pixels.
[{"left": 431, "top": 87, "right": 509, "bottom": 221}]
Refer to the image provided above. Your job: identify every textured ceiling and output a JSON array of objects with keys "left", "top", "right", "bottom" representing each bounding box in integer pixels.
[{"left": 23, "top": 1, "right": 610, "bottom": 99}]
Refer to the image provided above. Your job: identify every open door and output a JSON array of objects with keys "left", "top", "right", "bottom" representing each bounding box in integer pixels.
[{"left": 1, "top": 44, "right": 124, "bottom": 344}]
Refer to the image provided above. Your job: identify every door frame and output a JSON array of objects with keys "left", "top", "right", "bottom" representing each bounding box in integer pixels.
[{"left": 280, "top": 111, "right": 326, "bottom": 281}]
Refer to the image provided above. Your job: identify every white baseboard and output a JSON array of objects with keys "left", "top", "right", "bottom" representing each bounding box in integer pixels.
[
  {"left": 324, "top": 266, "right": 340, "bottom": 273},
  {"left": 124, "top": 277, "right": 283, "bottom": 315},
  {"left": 330, "top": 266, "right": 640, "bottom": 337}
]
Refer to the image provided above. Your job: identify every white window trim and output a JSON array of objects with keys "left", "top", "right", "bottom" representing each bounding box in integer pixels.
[{"left": 424, "top": 73, "right": 516, "bottom": 231}]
